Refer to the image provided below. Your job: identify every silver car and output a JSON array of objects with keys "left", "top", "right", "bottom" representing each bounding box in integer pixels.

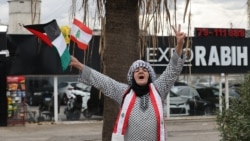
[{"left": 164, "top": 91, "right": 190, "bottom": 116}]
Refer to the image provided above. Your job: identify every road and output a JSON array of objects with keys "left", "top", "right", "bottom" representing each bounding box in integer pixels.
[{"left": 0, "top": 116, "right": 221, "bottom": 141}]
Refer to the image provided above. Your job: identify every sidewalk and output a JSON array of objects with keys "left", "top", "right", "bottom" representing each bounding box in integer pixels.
[
  {"left": 0, "top": 117, "right": 221, "bottom": 141},
  {"left": 167, "top": 117, "right": 221, "bottom": 141}
]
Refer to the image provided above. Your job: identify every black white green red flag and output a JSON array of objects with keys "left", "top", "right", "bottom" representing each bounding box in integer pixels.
[
  {"left": 70, "top": 18, "right": 93, "bottom": 50},
  {"left": 24, "top": 19, "right": 71, "bottom": 71}
]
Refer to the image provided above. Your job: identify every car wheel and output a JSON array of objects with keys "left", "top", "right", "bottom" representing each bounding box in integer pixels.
[{"left": 83, "top": 109, "right": 93, "bottom": 119}]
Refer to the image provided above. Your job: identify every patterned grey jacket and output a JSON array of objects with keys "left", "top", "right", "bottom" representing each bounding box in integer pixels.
[{"left": 79, "top": 52, "right": 185, "bottom": 141}]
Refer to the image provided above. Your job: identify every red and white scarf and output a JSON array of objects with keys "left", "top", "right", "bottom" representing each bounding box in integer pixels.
[{"left": 112, "top": 83, "right": 165, "bottom": 141}]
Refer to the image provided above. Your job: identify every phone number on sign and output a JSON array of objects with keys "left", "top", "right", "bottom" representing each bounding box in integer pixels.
[{"left": 194, "top": 28, "right": 245, "bottom": 38}]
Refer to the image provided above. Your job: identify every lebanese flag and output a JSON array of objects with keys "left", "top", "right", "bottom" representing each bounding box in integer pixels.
[
  {"left": 70, "top": 18, "right": 93, "bottom": 50},
  {"left": 24, "top": 20, "right": 71, "bottom": 71}
]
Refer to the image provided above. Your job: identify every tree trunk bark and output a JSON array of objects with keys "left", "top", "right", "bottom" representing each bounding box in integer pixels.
[{"left": 102, "top": 0, "right": 139, "bottom": 140}]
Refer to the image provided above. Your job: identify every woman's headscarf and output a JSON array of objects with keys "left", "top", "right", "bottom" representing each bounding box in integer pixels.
[{"left": 127, "top": 60, "right": 156, "bottom": 86}]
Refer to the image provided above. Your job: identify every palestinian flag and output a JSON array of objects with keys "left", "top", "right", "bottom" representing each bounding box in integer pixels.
[
  {"left": 24, "top": 20, "right": 70, "bottom": 71},
  {"left": 70, "top": 18, "right": 93, "bottom": 50}
]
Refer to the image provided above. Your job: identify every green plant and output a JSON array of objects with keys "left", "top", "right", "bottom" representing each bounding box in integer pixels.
[{"left": 217, "top": 73, "right": 250, "bottom": 141}]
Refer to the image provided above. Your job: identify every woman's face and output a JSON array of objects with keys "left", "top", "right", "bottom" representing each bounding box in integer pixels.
[{"left": 133, "top": 67, "right": 149, "bottom": 86}]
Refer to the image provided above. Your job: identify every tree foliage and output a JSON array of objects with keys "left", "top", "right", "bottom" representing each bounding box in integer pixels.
[{"left": 217, "top": 73, "right": 250, "bottom": 141}]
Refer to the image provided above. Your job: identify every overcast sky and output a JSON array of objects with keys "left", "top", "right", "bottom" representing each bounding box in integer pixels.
[{"left": 0, "top": 0, "right": 248, "bottom": 34}]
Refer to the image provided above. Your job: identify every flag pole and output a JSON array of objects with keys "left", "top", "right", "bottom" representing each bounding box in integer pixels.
[
  {"left": 70, "top": 42, "right": 76, "bottom": 71},
  {"left": 69, "top": 18, "right": 75, "bottom": 72}
]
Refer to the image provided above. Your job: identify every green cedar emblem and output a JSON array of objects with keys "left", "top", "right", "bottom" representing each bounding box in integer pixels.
[{"left": 75, "top": 29, "right": 80, "bottom": 39}]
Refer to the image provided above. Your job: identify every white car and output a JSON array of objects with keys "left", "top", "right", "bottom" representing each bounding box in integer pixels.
[
  {"left": 58, "top": 81, "right": 91, "bottom": 105},
  {"left": 164, "top": 91, "right": 190, "bottom": 116}
]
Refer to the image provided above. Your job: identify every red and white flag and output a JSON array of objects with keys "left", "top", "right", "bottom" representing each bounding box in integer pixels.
[{"left": 70, "top": 18, "right": 93, "bottom": 50}]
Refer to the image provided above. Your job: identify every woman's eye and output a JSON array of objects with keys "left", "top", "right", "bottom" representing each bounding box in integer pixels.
[{"left": 134, "top": 67, "right": 148, "bottom": 73}]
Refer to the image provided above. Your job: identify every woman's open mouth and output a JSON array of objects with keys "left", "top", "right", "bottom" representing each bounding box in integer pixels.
[{"left": 139, "top": 75, "right": 144, "bottom": 79}]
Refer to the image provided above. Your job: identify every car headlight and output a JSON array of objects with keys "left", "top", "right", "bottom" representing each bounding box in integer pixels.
[{"left": 45, "top": 97, "right": 52, "bottom": 101}]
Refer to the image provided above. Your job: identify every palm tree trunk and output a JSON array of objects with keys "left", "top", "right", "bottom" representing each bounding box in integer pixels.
[{"left": 101, "top": 0, "right": 139, "bottom": 140}]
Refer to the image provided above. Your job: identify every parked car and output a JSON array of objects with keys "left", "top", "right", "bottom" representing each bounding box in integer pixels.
[
  {"left": 164, "top": 91, "right": 190, "bottom": 116},
  {"left": 211, "top": 82, "right": 241, "bottom": 91},
  {"left": 171, "top": 86, "right": 216, "bottom": 115},
  {"left": 195, "top": 87, "right": 220, "bottom": 110},
  {"left": 196, "top": 86, "right": 240, "bottom": 110},
  {"left": 58, "top": 81, "right": 91, "bottom": 105},
  {"left": 174, "top": 81, "right": 188, "bottom": 86},
  {"left": 195, "top": 78, "right": 211, "bottom": 87}
]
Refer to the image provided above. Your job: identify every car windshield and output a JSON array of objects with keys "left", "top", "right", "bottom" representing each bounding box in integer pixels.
[
  {"left": 70, "top": 82, "right": 78, "bottom": 88},
  {"left": 211, "top": 88, "right": 219, "bottom": 97},
  {"left": 228, "top": 88, "right": 240, "bottom": 98},
  {"left": 172, "top": 86, "right": 200, "bottom": 98},
  {"left": 58, "top": 82, "right": 66, "bottom": 88}
]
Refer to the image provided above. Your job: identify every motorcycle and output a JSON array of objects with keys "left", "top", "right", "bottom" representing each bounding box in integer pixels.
[
  {"left": 37, "top": 91, "right": 54, "bottom": 121},
  {"left": 37, "top": 90, "right": 60, "bottom": 122},
  {"left": 64, "top": 83, "right": 92, "bottom": 120}
]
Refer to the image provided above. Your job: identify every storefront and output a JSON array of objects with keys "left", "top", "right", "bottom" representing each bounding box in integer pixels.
[
  {"left": 1, "top": 30, "right": 250, "bottom": 125},
  {"left": 6, "top": 76, "right": 26, "bottom": 125}
]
